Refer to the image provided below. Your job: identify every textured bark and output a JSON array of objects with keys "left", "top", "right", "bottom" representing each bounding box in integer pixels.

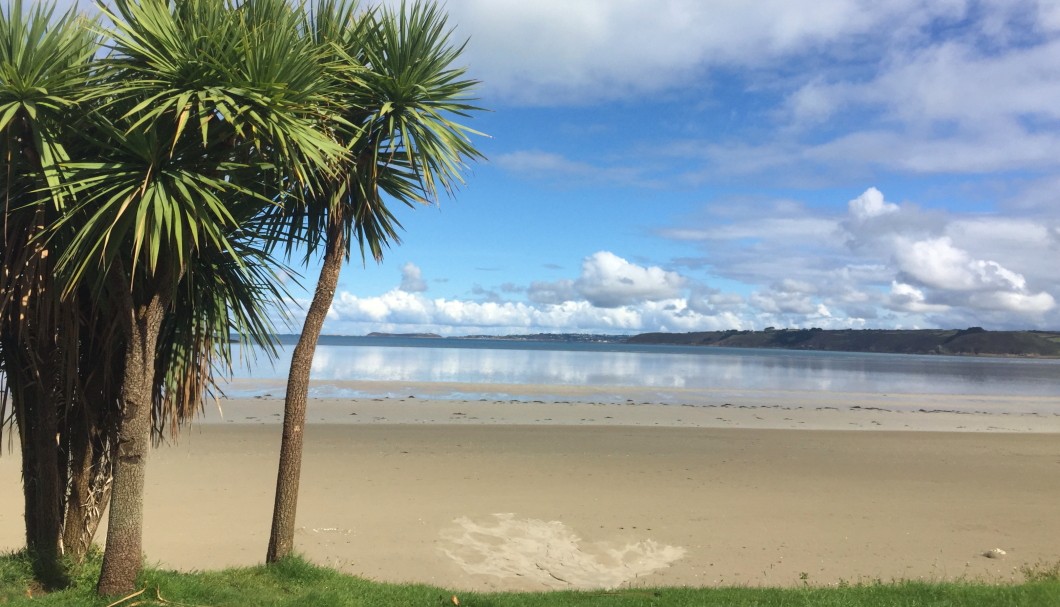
[
  {"left": 25, "top": 385, "right": 63, "bottom": 581},
  {"left": 63, "top": 294, "right": 122, "bottom": 562},
  {"left": 1, "top": 138, "right": 73, "bottom": 585},
  {"left": 62, "top": 441, "right": 93, "bottom": 561},
  {"left": 96, "top": 289, "right": 167, "bottom": 596},
  {"left": 4, "top": 338, "right": 66, "bottom": 586},
  {"left": 267, "top": 214, "right": 346, "bottom": 563},
  {"left": 62, "top": 406, "right": 112, "bottom": 564}
]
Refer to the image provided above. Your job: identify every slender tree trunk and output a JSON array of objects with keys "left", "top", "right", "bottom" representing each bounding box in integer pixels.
[
  {"left": 62, "top": 405, "right": 112, "bottom": 563},
  {"left": 96, "top": 289, "right": 168, "bottom": 596},
  {"left": 62, "top": 431, "right": 95, "bottom": 561},
  {"left": 267, "top": 213, "right": 345, "bottom": 563},
  {"left": 64, "top": 292, "right": 121, "bottom": 561}
]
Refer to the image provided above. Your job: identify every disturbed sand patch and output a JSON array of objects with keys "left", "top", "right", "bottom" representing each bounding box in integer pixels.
[{"left": 439, "top": 513, "right": 686, "bottom": 589}]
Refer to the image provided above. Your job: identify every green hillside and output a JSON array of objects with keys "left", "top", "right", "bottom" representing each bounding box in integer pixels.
[{"left": 626, "top": 328, "right": 1060, "bottom": 357}]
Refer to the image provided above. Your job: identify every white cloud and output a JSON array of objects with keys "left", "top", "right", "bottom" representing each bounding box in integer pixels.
[
  {"left": 970, "top": 291, "right": 1056, "bottom": 314},
  {"left": 875, "top": 40, "right": 1060, "bottom": 128},
  {"left": 1042, "top": 0, "right": 1060, "bottom": 31},
  {"left": 943, "top": 217, "right": 1060, "bottom": 290},
  {"left": 887, "top": 281, "right": 950, "bottom": 314},
  {"left": 399, "top": 262, "right": 427, "bottom": 293},
  {"left": 750, "top": 291, "right": 819, "bottom": 315},
  {"left": 573, "top": 252, "right": 686, "bottom": 308},
  {"left": 648, "top": 7, "right": 1060, "bottom": 181},
  {"left": 441, "top": 0, "right": 972, "bottom": 105},
  {"left": 815, "top": 130, "right": 1060, "bottom": 174},
  {"left": 312, "top": 185, "right": 1059, "bottom": 334},
  {"left": 685, "top": 124, "right": 1060, "bottom": 182},
  {"left": 323, "top": 290, "right": 719, "bottom": 335},
  {"left": 317, "top": 252, "right": 752, "bottom": 335},
  {"left": 895, "top": 236, "right": 1027, "bottom": 292},
  {"left": 785, "top": 39, "right": 1060, "bottom": 128},
  {"left": 848, "top": 187, "right": 898, "bottom": 221},
  {"left": 659, "top": 188, "right": 1059, "bottom": 329},
  {"left": 880, "top": 230, "right": 1057, "bottom": 316}
]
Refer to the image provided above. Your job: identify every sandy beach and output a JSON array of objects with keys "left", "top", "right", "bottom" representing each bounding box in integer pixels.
[{"left": 2, "top": 385, "right": 1059, "bottom": 591}]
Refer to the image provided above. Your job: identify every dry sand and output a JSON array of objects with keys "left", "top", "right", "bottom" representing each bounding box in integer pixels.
[{"left": 2, "top": 387, "right": 1059, "bottom": 591}]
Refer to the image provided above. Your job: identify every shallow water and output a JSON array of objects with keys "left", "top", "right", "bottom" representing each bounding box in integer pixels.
[{"left": 226, "top": 336, "right": 1060, "bottom": 407}]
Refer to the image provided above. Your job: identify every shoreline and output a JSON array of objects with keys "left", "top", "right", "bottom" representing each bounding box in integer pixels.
[{"left": 207, "top": 381, "right": 1060, "bottom": 433}]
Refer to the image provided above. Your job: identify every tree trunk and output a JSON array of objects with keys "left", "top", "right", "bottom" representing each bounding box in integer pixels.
[
  {"left": 64, "top": 292, "right": 122, "bottom": 562},
  {"left": 96, "top": 289, "right": 167, "bottom": 596},
  {"left": 62, "top": 435, "right": 96, "bottom": 561},
  {"left": 26, "top": 385, "right": 64, "bottom": 584},
  {"left": 266, "top": 213, "right": 346, "bottom": 563},
  {"left": 62, "top": 405, "right": 112, "bottom": 564},
  {"left": 4, "top": 337, "right": 66, "bottom": 587}
]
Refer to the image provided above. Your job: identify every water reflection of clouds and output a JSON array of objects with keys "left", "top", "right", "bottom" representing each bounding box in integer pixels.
[{"left": 233, "top": 343, "right": 1060, "bottom": 397}]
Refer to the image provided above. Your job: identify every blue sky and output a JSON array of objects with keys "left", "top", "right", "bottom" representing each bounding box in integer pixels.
[{"left": 58, "top": 0, "right": 1060, "bottom": 335}]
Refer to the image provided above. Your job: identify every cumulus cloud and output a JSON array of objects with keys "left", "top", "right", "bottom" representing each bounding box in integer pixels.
[
  {"left": 399, "top": 262, "right": 427, "bottom": 293},
  {"left": 573, "top": 252, "right": 686, "bottom": 308},
  {"left": 848, "top": 187, "right": 898, "bottom": 221},
  {"left": 895, "top": 236, "right": 1028, "bottom": 293},
  {"left": 527, "top": 253, "right": 690, "bottom": 308},
  {"left": 840, "top": 188, "right": 945, "bottom": 255},
  {"left": 324, "top": 290, "right": 713, "bottom": 336},
  {"left": 658, "top": 188, "right": 1059, "bottom": 329},
  {"left": 310, "top": 181, "right": 1058, "bottom": 335},
  {"left": 890, "top": 234, "right": 1055, "bottom": 315},
  {"left": 875, "top": 209, "right": 1058, "bottom": 319},
  {"left": 316, "top": 253, "right": 706, "bottom": 335},
  {"left": 887, "top": 282, "right": 950, "bottom": 314}
]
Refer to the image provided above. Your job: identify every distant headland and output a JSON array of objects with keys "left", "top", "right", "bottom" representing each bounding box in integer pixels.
[
  {"left": 365, "top": 332, "right": 442, "bottom": 339},
  {"left": 268, "top": 328, "right": 1060, "bottom": 358},
  {"left": 458, "top": 327, "right": 1060, "bottom": 358},
  {"left": 624, "top": 327, "right": 1060, "bottom": 358}
]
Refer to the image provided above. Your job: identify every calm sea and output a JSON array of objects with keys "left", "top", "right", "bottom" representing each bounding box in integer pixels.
[{"left": 227, "top": 336, "right": 1060, "bottom": 408}]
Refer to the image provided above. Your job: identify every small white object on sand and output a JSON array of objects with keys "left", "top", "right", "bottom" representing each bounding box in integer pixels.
[{"left": 984, "top": 548, "right": 1007, "bottom": 559}]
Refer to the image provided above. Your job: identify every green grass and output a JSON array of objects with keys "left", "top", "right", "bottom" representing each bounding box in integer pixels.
[{"left": 1, "top": 551, "right": 1058, "bottom": 607}]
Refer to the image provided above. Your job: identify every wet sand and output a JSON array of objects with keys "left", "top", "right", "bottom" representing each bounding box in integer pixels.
[{"left": 1, "top": 391, "right": 1058, "bottom": 591}]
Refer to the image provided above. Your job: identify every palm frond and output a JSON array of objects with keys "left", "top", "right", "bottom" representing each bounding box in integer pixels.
[
  {"left": 153, "top": 233, "right": 291, "bottom": 439},
  {"left": 261, "top": 0, "right": 485, "bottom": 266}
]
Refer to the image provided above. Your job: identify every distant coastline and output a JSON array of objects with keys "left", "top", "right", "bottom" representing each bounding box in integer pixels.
[
  {"left": 261, "top": 327, "right": 1060, "bottom": 358},
  {"left": 365, "top": 331, "right": 442, "bottom": 339},
  {"left": 456, "top": 327, "right": 1060, "bottom": 358},
  {"left": 624, "top": 327, "right": 1060, "bottom": 358}
]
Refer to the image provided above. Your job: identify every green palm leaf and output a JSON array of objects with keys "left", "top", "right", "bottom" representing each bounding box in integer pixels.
[{"left": 263, "top": 0, "right": 485, "bottom": 265}]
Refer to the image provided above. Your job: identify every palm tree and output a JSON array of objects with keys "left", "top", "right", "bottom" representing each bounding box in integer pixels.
[
  {"left": 3, "top": 0, "right": 349, "bottom": 594},
  {"left": 0, "top": 0, "right": 100, "bottom": 585},
  {"left": 265, "top": 0, "right": 484, "bottom": 563},
  {"left": 0, "top": 3, "right": 297, "bottom": 586},
  {"left": 70, "top": 0, "right": 348, "bottom": 594}
]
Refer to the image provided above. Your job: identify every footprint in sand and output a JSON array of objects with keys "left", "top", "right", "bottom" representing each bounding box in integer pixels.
[{"left": 438, "top": 513, "right": 685, "bottom": 589}]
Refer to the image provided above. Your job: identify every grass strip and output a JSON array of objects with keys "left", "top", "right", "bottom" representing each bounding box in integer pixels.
[{"left": 1, "top": 551, "right": 1058, "bottom": 607}]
